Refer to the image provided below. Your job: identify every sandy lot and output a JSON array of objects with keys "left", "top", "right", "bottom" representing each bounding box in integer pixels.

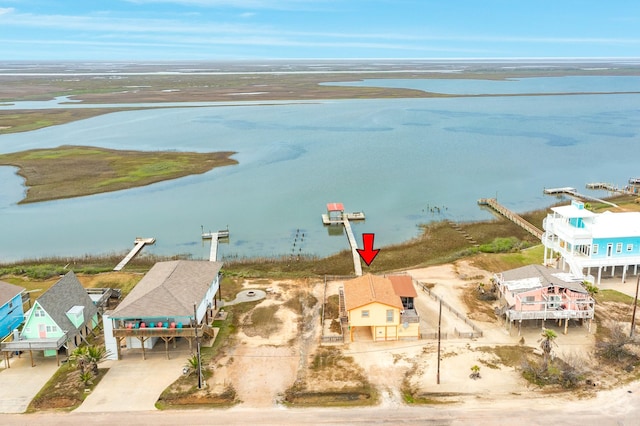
[{"left": 212, "top": 261, "right": 604, "bottom": 409}]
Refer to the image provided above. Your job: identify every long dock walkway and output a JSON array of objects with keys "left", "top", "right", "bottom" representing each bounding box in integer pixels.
[
  {"left": 343, "top": 218, "right": 363, "bottom": 277},
  {"left": 114, "top": 237, "right": 155, "bottom": 271},
  {"left": 543, "top": 187, "right": 618, "bottom": 208},
  {"left": 478, "top": 198, "right": 543, "bottom": 240}
]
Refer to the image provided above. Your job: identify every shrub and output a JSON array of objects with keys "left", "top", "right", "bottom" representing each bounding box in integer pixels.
[
  {"left": 596, "top": 321, "right": 640, "bottom": 362},
  {"left": 478, "top": 237, "right": 528, "bottom": 253}
]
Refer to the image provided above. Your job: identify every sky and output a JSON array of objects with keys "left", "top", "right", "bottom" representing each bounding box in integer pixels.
[{"left": 0, "top": 0, "right": 639, "bottom": 61}]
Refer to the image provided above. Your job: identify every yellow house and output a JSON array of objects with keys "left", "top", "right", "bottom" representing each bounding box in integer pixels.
[{"left": 343, "top": 274, "right": 420, "bottom": 342}]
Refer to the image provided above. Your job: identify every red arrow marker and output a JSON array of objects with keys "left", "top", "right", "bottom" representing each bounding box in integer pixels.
[{"left": 356, "top": 233, "right": 380, "bottom": 266}]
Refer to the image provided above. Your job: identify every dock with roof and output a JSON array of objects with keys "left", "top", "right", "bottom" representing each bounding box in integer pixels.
[{"left": 322, "top": 203, "right": 365, "bottom": 276}]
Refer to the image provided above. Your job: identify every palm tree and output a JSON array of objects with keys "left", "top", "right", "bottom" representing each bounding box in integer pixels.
[
  {"left": 539, "top": 329, "right": 558, "bottom": 370},
  {"left": 85, "top": 345, "right": 110, "bottom": 375},
  {"left": 184, "top": 354, "right": 200, "bottom": 374},
  {"left": 69, "top": 346, "right": 89, "bottom": 375},
  {"left": 69, "top": 345, "right": 111, "bottom": 379},
  {"left": 470, "top": 364, "right": 481, "bottom": 380}
]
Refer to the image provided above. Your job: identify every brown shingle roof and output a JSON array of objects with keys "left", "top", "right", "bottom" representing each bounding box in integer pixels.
[
  {"left": 343, "top": 274, "right": 403, "bottom": 311},
  {"left": 35, "top": 271, "right": 98, "bottom": 337},
  {"left": 110, "top": 260, "right": 222, "bottom": 319},
  {"left": 387, "top": 275, "right": 417, "bottom": 298},
  {"left": 0, "top": 280, "right": 24, "bottom": 307}
]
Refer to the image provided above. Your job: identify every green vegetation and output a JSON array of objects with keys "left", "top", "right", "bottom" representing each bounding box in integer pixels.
[
  {"left": 477, "top": 237, "right": 531, "bottom": 253},
  {"left": 0, "top": 109, "right": 142, "bottom": 135},
  {"left": 68, "top": 345, "right": 111, "bottom": 385},
  {"left": 0, "top": 145, "right": 237, "bottom": 204},
  {"left": 28, "top": 364, "right": 109, "bottom": 412}
]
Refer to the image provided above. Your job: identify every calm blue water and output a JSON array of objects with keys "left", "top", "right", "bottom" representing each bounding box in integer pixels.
[{"left": 1, "top": 76, "right": 639, "bottom": 262}]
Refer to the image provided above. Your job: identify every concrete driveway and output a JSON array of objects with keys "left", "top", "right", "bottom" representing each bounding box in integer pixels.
[
  {"left": 75, "top": 347, "right": 186, "bottom": 412},
  {"left": 0, "top": 352, "right": 59, "bottom": 413}
]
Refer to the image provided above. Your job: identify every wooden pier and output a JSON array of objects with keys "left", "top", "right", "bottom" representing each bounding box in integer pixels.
[
  {"left": 202, "top": 229, "right": 229, "bottom": 262},
  {"left": 114, "top": 237, "right": 155, "bottom": 271},
  {"left": 322, "top": 203, "right": 365, "bottom": 276},
  {"left": 343, "top": 218, "right": 363, "bottom": 276},
  {"left": 543, "top": 187, "right": 618, "bottom": 207},
  {"left": 478, "top": 198, "right": 543, "bottom": 240}
]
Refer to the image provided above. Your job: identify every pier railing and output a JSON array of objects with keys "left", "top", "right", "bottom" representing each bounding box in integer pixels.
[{"left": 478, "top": 198, "right": 543, "bottom": 240}]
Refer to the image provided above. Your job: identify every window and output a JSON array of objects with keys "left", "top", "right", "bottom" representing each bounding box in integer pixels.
[
  {"left": 8, "top": 301, "right": 12, "bottom": 309},
  {"left": 627, "top": 244, "right": 634, "bottom": 252},
  {"left": 548, "top": 295, "right": 561, "bottom": 309},
  {"left": 592, "top": 244, "right": 599, "bottom": 255},
  {"left": 34, "top": 308, "right": 45, "bottom": 317},
  {"left": 524, "top": 296, "right": 535, "bottom": 303},
  {"left": 616, "top": 243, "right": 623, "bottom": 253},
  {"left": 386, "top": 309, "right": 394, "bottom": 323},
  {"left": 46, "top": 325, "right": 57, "bottom": 333},
  {"left": 361, "top": 310, "right": 369, "bottom": 318}
]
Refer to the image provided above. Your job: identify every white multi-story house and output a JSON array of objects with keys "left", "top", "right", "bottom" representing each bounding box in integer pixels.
[{"left": 542, "top": 200, "right": 640, "bottom": 285}]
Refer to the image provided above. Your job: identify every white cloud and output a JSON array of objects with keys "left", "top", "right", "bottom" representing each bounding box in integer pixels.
[{"left": 0, "top": 7, "right": 15, "bottom": 16}]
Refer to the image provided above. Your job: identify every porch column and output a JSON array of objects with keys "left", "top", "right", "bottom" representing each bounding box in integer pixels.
[
  {"left": 116, "top": 336, "right": 122, "bottom": 360},
  {"left": 564, "top": 317, "right": 569, "bottom": 335},
  {"left": 598, "top": 267, "right": 602, "bottom": 286},
  {"left": 623, "top": 265, "right": 628, "bottom": 283},
  {"left": 139, "top": 337, "right": 146, "bottom": 360}
]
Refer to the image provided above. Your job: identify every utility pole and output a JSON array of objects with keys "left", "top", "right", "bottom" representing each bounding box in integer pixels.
[
  {"left": 437, "top": 299, "right": 442, "bottom": 385},
  {"left": 631, "top": 275, "right": 640, "bottom": 337},
  {"left": 194, "top": 303, "right": 203, "bottom": 389}
]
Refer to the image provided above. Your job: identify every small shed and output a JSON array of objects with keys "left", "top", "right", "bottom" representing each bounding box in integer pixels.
[{"left": 326, "top": 202, "right": 344, "bottom": 222}]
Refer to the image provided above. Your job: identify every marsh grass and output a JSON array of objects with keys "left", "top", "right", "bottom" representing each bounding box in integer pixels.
[{"left": 0, "top": 145, "right": 238, "bottom": 204}]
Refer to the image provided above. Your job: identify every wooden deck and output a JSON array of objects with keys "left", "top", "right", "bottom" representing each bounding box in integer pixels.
[
  {"left": 321, "top": 211, "right": 366, "bottom": 225},
  {"left": 114, "top": 237, "right": 155, "bottom": 271},
  {"left": 478, "top": 198, "right": 543, "bottom": 240}
]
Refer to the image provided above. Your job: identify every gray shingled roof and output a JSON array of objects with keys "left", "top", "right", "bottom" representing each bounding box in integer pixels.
[
  {"left": 36, "top": 271, "right": 98, "bottom": 337},
  {"left": 110, "top": 260, "right": 223, "bottom": 319},
  {"left": 500, "top": 264, "right": 587, "bottom": 294},
  {"left": 0, "top": 280, "right": 25, "bottom": 307}
]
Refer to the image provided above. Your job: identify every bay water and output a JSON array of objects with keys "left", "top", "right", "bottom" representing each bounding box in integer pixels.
[{"left": 1, "top": 76, "right": 639, "bottom": 262}]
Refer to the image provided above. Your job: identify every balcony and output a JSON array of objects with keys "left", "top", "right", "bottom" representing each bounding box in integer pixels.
[
  {"left": 400, "top": 309, "right": 420, "bottom": 324},
  {"left": 112, "top": 323, "right": 214, "bottom": 338}
]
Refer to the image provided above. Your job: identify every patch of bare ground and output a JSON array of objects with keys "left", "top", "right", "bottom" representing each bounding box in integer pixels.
[
  {"left": 162, "top": 260, "right": 640, "bottom": 410},
  {"left": 284, "top": 346, "right": 376, "bottom": 406},
  {"left": 213, "top": 279, "right": 322, "bottom": 407},
  {"left": 28, "top": 367, "right": 109, "bottom": 412}
]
